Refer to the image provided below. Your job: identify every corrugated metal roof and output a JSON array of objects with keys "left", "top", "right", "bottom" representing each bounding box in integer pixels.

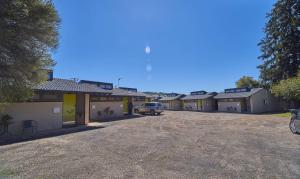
[
  {"left": 112, "top": 88, "right": 148, "bottom": 97},
  {"left": 159, "top": 94, "right": 185, "bottom": 101},
  {"left": 181, "top": 94, "right": 215, "bottom": 100},
  {"left": 34, "top": 78, "right": 112, "bottom": 93},
  {"left": 214, "top": 88, "right": 263, "bottom": 99}
]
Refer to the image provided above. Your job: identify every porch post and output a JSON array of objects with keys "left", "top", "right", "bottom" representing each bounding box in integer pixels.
[{"left": 84, "top": 94, "right": 90, "bottom": 124}]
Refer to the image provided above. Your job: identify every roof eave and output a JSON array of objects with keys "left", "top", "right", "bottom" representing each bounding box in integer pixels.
[{"left": 34, "top": 89, "right": 112, "bottom": 94}]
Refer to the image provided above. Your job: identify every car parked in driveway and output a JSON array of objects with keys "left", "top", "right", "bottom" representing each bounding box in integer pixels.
[
  {"left": 134, "top": 102, "right": 164, "bottom": 115},
  {"left": 289, "top": 109, "right": 300, "bottom": 135}
]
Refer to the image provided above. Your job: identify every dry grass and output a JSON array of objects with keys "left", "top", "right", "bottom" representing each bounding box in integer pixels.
[{"left": 272, "top": 112, "right": 291, "bottom": 118}]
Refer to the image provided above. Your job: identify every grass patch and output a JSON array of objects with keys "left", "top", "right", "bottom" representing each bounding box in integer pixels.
[
  {"left": 272, "top": 112, "right": 291, "bottom": 118},
  {"left": 0, "top": 168, "right": 17, "bottom": 177}
]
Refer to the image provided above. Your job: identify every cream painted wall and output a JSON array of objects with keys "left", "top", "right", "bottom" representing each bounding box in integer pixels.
[
  {"left": 161, "top": 102, "right": 171, "bottom": 109},
  {"left": 183, "top": 102, "right": 197, "bottom": 110},
  {"left": 250, "top": 89, "right": 279, "bottom": 113},
  {"left": 218, "top": 101, "right": 242, "bottom": 113},
  {"left": 1, "top": 102, "right": 63, "bottom": 135},
  {"left": 203, "top": 100, "right": 214, "bottom": 112},
  {"left": 172, "top": 101, "right": 181, "bottom": 110},
  {"left": 183, "top": 100, "right": 214, "bottom": 112},
  {"left": 90, "top": 101, "right": 123, "bottom": 120},
  {"left": 133, "top": 101, "right": 145, "bottom": 107},
  {"left": 84, "top": 94, "right": 90, "bottom": 124},
  {"left": 161, "top": 100, "right": 181, "bottom": 110}
]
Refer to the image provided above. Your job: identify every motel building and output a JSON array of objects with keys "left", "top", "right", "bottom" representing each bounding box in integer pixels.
[
  {"left": 89, "top": 86, "right": 150, "bottom": 121},
  {"left": 0, "top": 72, "right": 148, "bottom": 135},
  {"left": 159, "top": 93, "right": 185, "bottom": 110},
  {"left": 213, "top": 88, "right": 279, "bottom": 114},
  {"left": 181, "top": 91, "right": 217, "bottom": 112}
]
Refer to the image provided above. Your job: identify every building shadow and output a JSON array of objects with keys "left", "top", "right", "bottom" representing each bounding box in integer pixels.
[
  {"left": 0, "top": 124, "right": 105, "bottom": 146},
  {"left": 0, "top": 114, "right": 162, "bottom": 146},
  {"left": 91, "top": 114, "right": 147, "bottom": 122}
]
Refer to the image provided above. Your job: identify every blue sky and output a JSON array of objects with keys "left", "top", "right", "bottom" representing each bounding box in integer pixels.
[{"left": 52, "top": 0, "right": 275, "bottom": 93}]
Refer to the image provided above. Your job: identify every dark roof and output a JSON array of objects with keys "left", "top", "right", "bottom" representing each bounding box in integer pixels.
[
  {"left": 112, "top": 88, "right": 148, "bottom": 97},
  {"left": 79, "top": 80, "right": 112, "bottom": 86},
  {"left": 119, "top": 87, "right": 138, "bottom": 92},
  {"left": 148, "top": 94, "right": 160, "bottom": 99},
  {"left": 214, "top": 88, "right": 263, "bottom": 99},
  {"left": 159, "top": 94, "right": 185, "bottom": 101},
  {"left": 181, "top": 93, "right": 216, "bottom": 100},
  {"left": 34, "top": 78, "right": 112, "bottom": 93},
  {"left": 79, "top": 80, "right": 113, "bottom": 90}
]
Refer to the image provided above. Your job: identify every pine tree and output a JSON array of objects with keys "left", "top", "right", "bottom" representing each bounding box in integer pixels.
[
  {"left": 0, "top": 0, "right": 60, "bottom": 104},
  {"left": 258, "top": 0, "right": 300, "bottom": 86}
]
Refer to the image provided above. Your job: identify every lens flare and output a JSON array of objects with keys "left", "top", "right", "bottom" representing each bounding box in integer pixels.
[
  {"left": 146, "top": 64, "right": 152, "bottom": 72},
  {"left": 145, "top": 45, "right": 151, "bottom": 54}
]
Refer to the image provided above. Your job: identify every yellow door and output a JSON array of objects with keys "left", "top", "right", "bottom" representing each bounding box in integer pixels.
[
  {"left": 197, "top": 100, "right": 203, "bottom": 111},
  {"left": 63, "top": 94, "right": 76, "bottom": 122},
  {"left": 123, "top": 97, "right": 129, "bottom": 113}
]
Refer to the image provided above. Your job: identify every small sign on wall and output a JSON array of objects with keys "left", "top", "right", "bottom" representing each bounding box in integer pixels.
[
  {"left": 53, "top": 107, "right": 61, "bottom": 114},
  {"left": 92, "top": 105, "right": 96, "bottom": 109}
]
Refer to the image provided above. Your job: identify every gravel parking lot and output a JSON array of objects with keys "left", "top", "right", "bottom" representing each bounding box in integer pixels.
[{"left": 0, "top": 111, "right": 299, "bottom": 179}]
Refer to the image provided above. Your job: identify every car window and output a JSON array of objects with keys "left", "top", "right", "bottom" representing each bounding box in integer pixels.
[{"left": 145, "top": 103, "right": 156, "bottom": 107}]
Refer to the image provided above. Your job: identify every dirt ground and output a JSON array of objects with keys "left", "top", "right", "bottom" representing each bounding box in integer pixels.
[{"left": 0, "top": 111, "right": 299, "bottom": 179}]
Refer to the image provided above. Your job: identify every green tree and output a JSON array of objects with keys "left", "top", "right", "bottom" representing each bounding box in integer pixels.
[
  {"left": 0, "top": 0, "right": 60, "bottom": 104},
  {"left": 271, "top": 73, "right": 300, "bottom": 107},
  {"left": 236, "top": 76, "right": 260, "bottom": 88},
  {"left": 258, "top": 0, "right": 300, "bottom": 87}
]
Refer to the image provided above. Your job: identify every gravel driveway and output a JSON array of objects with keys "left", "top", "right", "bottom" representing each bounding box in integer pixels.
[{"left": 0, "top": 111, "right": 299, "bottom": 179}]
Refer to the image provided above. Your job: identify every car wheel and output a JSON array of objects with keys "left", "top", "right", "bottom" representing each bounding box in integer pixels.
[
  {"left": 150, "top": 110, "right": 155, "bottom": 116},
  {"left": 134, "top": 109, "right": 139, "bottom": 113},
  {"left": 289, "top": 119, "right": 300, "bottom": 134},
  {"left": 157, "top": 112, "right": 161, "bottom": 115}
]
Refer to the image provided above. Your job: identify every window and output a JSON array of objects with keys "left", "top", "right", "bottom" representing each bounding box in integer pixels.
[
  {"left": 47, "top": 73, "right": 52, "bottom": 80},
  {"left": 105, "top": 85, "right": 113, "bottom": 90},
  {"left": 145, "top": 103, "right": 156, "bottom": 107}
]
